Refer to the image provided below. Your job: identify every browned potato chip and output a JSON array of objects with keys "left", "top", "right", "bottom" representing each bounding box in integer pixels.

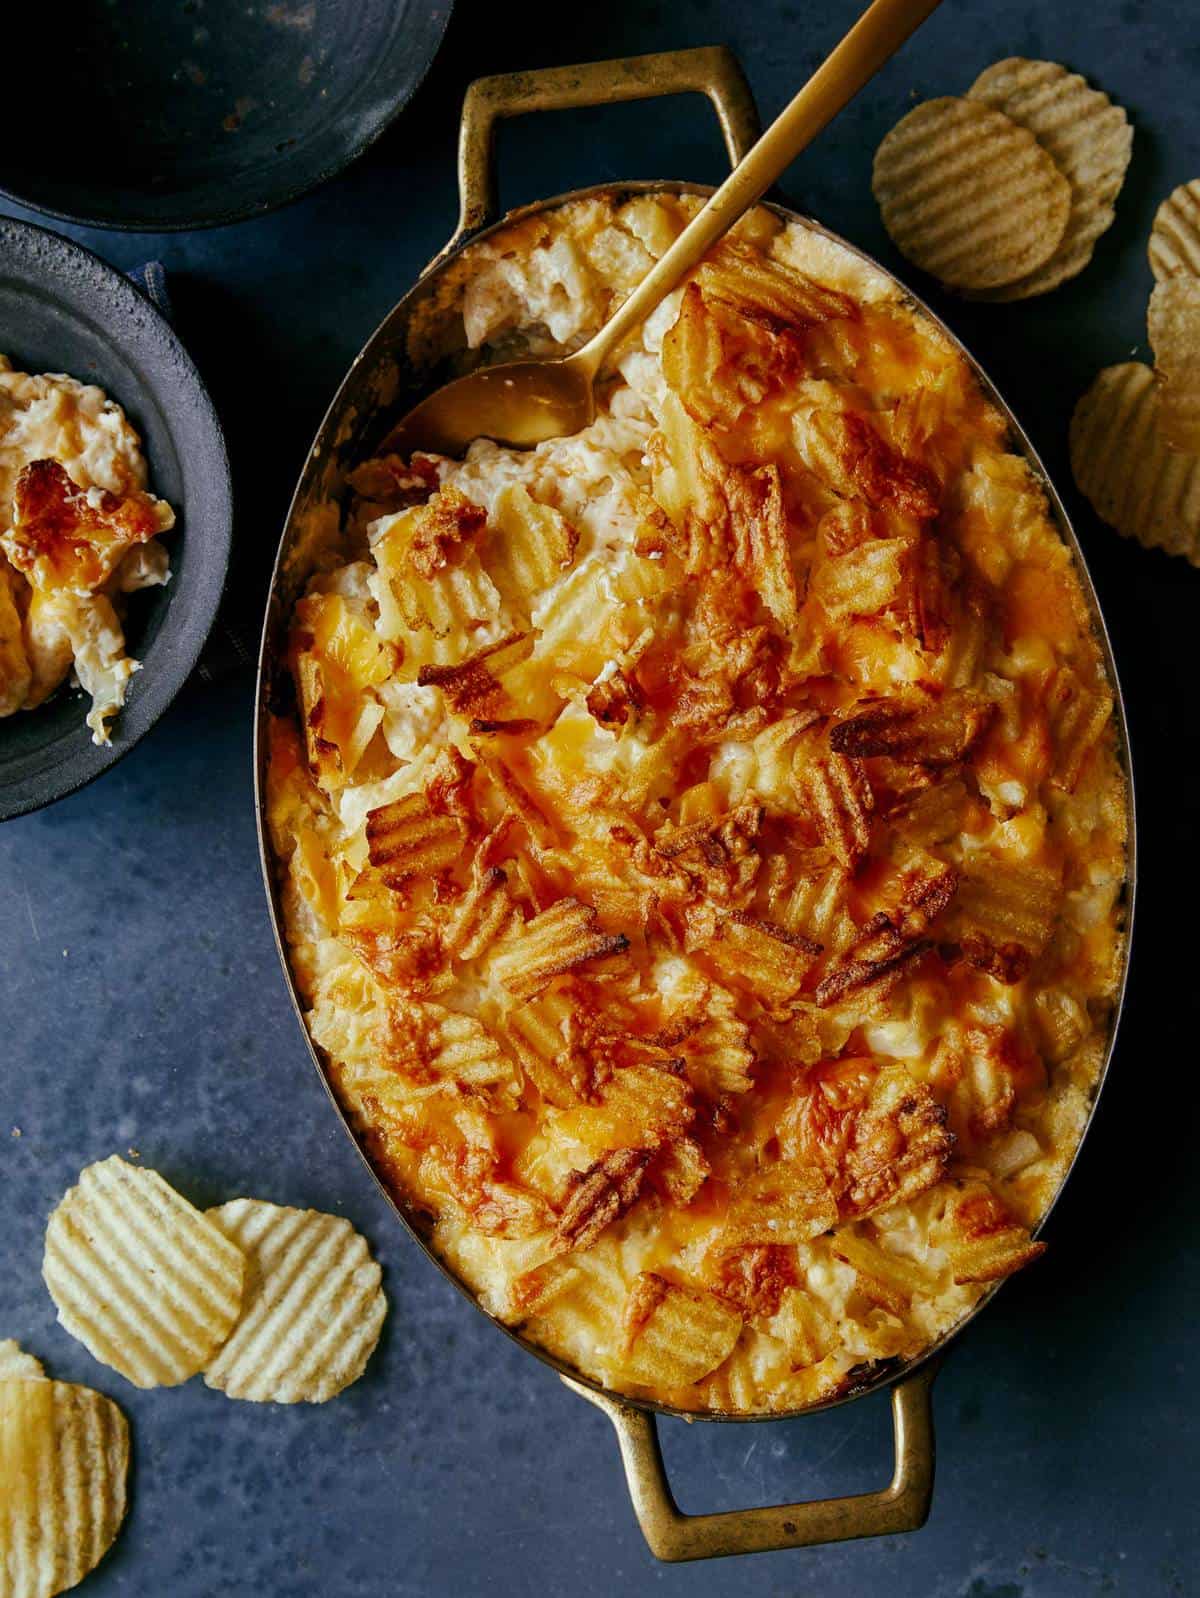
[
  {"left": 966, "top": 58, "right": 1132, "bottom": 299},
  {"left": 1148, "top": 277, "right": 1200, "bottom": 453},
  {"left": 832, "top": 1227, "right": 934, "bottom": 1304},
  {"left": 872, "top": 96, "right": 1071, "bottom": 290},
  {"left": 619, "top": 1272, "right": 741, "bottom": 1387},
  {"left": 0, "top": 1340, "right": 45, "bottom": 1382},
  {"left": 723, "top": 1162, "right": 837, "bottom": 1245},
  {"left": 679, "top": 999, "right": 755, "bottom": 1098},
  {"left": 1044, "top": 666, "right": 1114, "bottom": 794},
  {"left": 204, "top": 1201, "right": 387, "bottom": 1404},
  {"left": 385, "top": 996, "right": 520, "bottom": 1099},
  {"left": 487, "top": 898, "right": 629, "bottom": 1000},
  {"left": 704, "top": 912, "right": 819, "bottom": 1006},
  {"left": 932, "top": 1183, "right": 1045, "bottom": 1283},
  {"left": 954, "top": 858, "right": 1061, "bottom": 970},
  {"left": 370, "top": 495, "right": 503, "bottom": 667},
  {"left": 1149, "top": 178, "right": 1200, "bottom": 282},
  {"left": 769, "top": 1288, "right": 837, "bottom": 1367},
  {"left": 0, "top": 1378, "right": 129, "bottom": 1598},
  {"left": 43, "top": 1155, "right": 246, "bottom": 1389},
  {"left": 364, "top": 792, "right": 465, "bottom": 887},
  {"left": 1070, "top": 362, "right": 1200, "bottom": 564}
]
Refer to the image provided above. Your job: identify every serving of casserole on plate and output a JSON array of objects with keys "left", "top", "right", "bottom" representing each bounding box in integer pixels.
[
  {"left": 0, "top": 216, "right": 232, "bottom": 821},
  {"left": 0, "top": 358, "right": 175, "bottom": 743},
  {"left": 264, "top": 190, "right": 1128, "bottom": 1416}
]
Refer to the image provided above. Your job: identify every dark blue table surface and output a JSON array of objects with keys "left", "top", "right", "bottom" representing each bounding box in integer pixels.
[{"left": 2, "top": 2, "right": 1195, "bottom": 1594}]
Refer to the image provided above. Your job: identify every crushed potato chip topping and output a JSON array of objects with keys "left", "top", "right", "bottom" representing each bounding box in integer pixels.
[{"left": 267, "top": 194, "right": 1127, "bottom": 1413}]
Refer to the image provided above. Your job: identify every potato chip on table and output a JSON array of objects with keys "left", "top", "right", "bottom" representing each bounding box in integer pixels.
[
  {"left": 1149, "top": 179, "right": 1200, "bottom": 282},
  {"left": 204, "top": 1200, "right": 386, "bottom": 1404},
  {"left": 1148, "top": 277, "right": 1200, "bottom": 454},
  {"left": 872, "top": 96, "right": 1071, "bottom": 290},
  {"left": 0, "top": 1339, "right": 45, "bottom": 1382},
  {"left": 42, "top": 1154, "right": 246, "bottom": 1388},
  {"left": 0, "top": 1378, "right": 128, "bottom": 1598},
  {"left": 1070, "top": 362, "right": 1200, "bottom": 564},
  {"left": 966, "top": 57, "right": 1132, "bottom": 299}
]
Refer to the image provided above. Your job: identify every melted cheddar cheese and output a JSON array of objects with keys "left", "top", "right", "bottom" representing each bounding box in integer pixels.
[{"left": 267, "top": 195, "right": 1128, "bottom": 1413}]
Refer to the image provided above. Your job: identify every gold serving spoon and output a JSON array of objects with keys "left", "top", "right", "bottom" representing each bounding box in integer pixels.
[{"left": 389, "top": 0, "right": 943, "bottom": 459}]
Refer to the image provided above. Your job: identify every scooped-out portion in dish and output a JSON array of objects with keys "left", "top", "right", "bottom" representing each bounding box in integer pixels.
[
  {"left": 0, "top": 358, "right": 175, "bottom": 743},
  {"left": 266, "top": 194, "right": 1128, "bottom": 1414}
]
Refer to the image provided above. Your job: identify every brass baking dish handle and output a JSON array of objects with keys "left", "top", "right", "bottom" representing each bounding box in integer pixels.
[
  {"left": 442, "top": 46, "right": 762, "bottom": 260},
  {"left": 562, "top": 1362, "right": 938, "bottom": 1562}
]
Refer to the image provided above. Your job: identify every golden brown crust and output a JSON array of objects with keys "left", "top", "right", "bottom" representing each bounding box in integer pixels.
[
  {"left": 554, "top": 1148, "right": 651, "bottom": 1256},
  {"left": 267, "top": 195, "right": 1127, "bottom": 1415},
  {"left": 8, "top": 458, "right": 169, "bottom": 590}
]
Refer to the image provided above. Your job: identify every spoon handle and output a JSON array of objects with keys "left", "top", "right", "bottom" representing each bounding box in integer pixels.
[{"left": 573, "top": 0, "right": 943, "bottom": 379}]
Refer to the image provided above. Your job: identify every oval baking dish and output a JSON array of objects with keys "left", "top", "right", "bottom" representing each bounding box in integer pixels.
[{"left": 254, "top": 47, "right": 1135, "bottom": 1562}]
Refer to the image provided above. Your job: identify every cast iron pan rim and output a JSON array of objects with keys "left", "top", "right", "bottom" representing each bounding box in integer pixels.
[
  {"left": 254, "top": 177, "right": 1136, "bottom": 1423},
  {"left": 0, "top": 216, "right": 233, "bottom": 821},
  {"left": 0, "top": 2, "right": 454, "bottom": 233}
]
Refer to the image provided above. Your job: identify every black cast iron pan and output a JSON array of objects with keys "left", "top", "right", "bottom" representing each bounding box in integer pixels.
[
  {"left": 0, "top": 219, "right": 232, "bottom": 820},
  {"left": 0, "top": 0, "right": 453, "bottom": 231}
]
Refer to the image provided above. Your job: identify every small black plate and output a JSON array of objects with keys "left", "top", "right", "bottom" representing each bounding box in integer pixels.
[
  {"left": 0, "top": 219, "right": 232, "bottom": 821},
  {"left": 0, "top": 0, "right": 453, "bottom": 231}
]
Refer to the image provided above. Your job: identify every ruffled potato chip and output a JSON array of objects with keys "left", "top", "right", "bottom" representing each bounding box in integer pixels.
[
  {"left": 0, "top": 1340, "right": 45, "bottom": 1382},
  {"left": 932, "top": 1182, "right": 1045, "bottom": 1283},
  {"left": 487, "top": 898, "right": 629, "bottom": 1000},
  {"left": 1070, "top": 361, "right": 1200, "bottom": 564},
  {"left": 43, "top": 1155, "right": 245, "bottom": 1389},
  {"left": 483, "top": 485, "right": 578, "bottom": 616},
  {"left": 1149, "top": 178, "right": 1200, "bottom": 282},
  {"left": 872, "top": 96, "right": 1071, "bottom": 290},
  {"left": 618, "top": 1273, "right": 742, "bottom": 1389},
  {"left": 967, "top": 58, "right": 1132, "bottom": 299},
  {"left": 1148, "top": 277, "right": 1200, "bottom": 453},
  {"left": 204, "top": 1200, "right": 386, "bottom": 1404},
  {"left": 0, "top": 1378, "right": 129, "bottom": 1598}
]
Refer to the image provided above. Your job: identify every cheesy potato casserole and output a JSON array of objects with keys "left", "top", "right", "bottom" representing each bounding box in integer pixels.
[
  {"left": 267, "top": 195, "right": 1127, "bottom": 1413},
  {"left": 0, "top": 358, "right": 174, "bottom": 743}
]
